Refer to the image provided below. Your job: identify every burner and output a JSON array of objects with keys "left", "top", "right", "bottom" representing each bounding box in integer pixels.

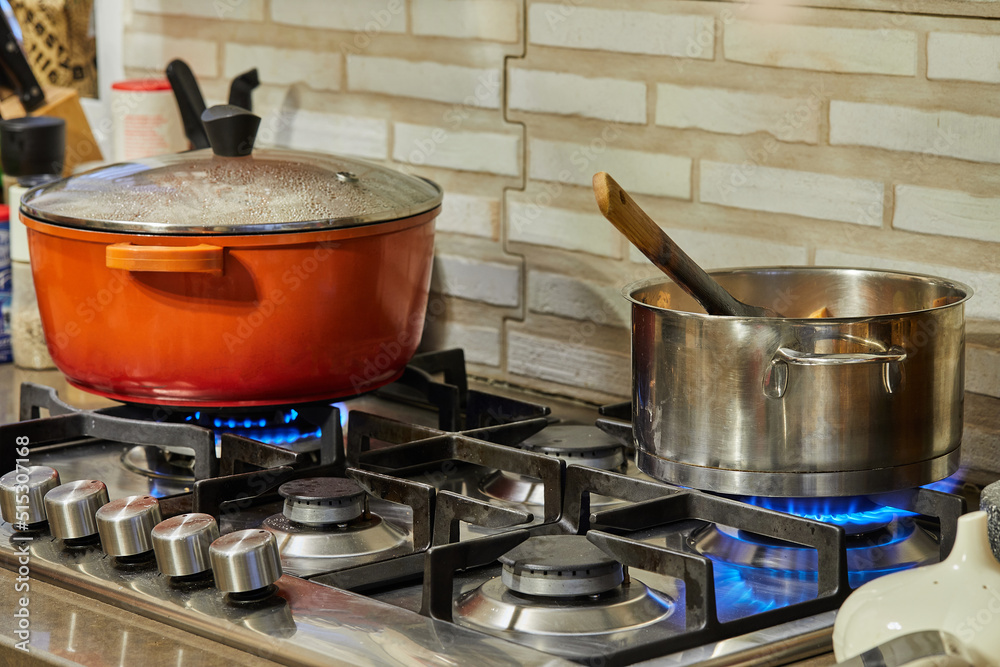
[
  {"left": 691, "top": 502, "right": 939, "bottom": 622},
  {"left": 479, "top": 425, "right": 626, "bottom": 508},
  {"left": 262, "top": 477, "right": 409, "bottom": 576},
  {"left": 454, "top": 535, "right": 674, "bottom": 637},
  {"left": 179, "top": 407, "right": 323, "bottom": 446}
]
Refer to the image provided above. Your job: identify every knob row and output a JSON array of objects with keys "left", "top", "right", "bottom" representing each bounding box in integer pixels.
[{"left": 1, "top": 467, "right": 281, "bottom": 595}]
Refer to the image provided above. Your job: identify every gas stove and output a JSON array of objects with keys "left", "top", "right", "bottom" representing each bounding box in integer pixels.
[{"left": 0, "top": 350, "right": 975, "bottom": 666}]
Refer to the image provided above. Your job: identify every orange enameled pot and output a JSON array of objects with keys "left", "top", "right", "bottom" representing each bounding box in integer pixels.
[{"left": 23, "top": 209, "right": 438, "bottom": 407}]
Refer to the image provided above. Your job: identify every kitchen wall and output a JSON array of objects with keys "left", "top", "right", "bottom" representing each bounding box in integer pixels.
[{"left": 120, "top": 0, "right": 1000, "bottom": 415}]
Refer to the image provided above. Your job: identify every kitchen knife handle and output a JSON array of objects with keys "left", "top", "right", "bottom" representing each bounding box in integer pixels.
[
  {"left": 106, "top": 243, "right": 223, "bottom": 274},
  {"left": 0, "top": 13, "right": 44, "bottom": 112}
]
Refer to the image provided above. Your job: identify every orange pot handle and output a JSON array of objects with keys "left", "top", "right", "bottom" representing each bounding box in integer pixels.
[{"left": 106, "top": 243, "right": 224, "bottom": 274}]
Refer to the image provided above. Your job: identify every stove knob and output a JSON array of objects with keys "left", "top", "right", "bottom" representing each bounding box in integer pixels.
[
  {"left": 43, "top": 479, "right": 109, "bottom": 541},
  {"left": 0, "top": 466, "right": 60, "bottom": 527},
  {"left": 96, "top": 495, "right": 162, "bottom": 557},
  {"left": 151, "top": 513, "right": 219, "bottom": 577},
  {"left": 210, "top": 529, "right": 282, "bottom": 595}
]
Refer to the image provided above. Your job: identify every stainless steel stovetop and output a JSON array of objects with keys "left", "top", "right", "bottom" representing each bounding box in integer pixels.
[{"left": 0, "top": 351, "right": 976, "bottom": 666}]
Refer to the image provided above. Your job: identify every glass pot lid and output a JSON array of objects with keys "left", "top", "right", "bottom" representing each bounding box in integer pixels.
[{"left": 20, "top": 105, "right": 442, "bottom": 236}]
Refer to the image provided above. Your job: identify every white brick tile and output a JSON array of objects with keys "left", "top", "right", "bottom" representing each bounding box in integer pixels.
[
  {"left": 429, "top": 322, "right": 501, "bottom": 366},
  {"left": 264, "top": 109, "right": 388, "bottom": 160},
  {"left": 412, "top": 0, "right": 518, "bottom": 42},
  {"left": 830, "top": 101, "right": 1000, "bottom": 164},
  {"left": 628, "top": 229, "right": 808, "bottom": 268},
  {"left": 529, "top": 138, "right": 691, "bottom": 199},
  {"left": 529, "top": 4, "right": 713, "bottom": 59},
  {"left": 224, "top": 44, "right": 340, "bottom": 91},
  {"left": 393, "top": 123, "right": 520, "bottom": 176},
  {"left": 134, "top": 0, "right": 265, "bottom": 20},
  {"left": 348, "top": 56, "right": 501, "bottom": 108},
  {"left": 508, "top": 330, "right": 630, "bottom": 395},
  {"left": 436, "top": 193, "right": 499, "bottom": 239},
  {"left": 509, "top": 69, "right": 646, "bottom": 124},
  {"left": 655, "top": 83, "right": 820, "bottom": 144},
  {"left": 431, "top": 254, "right": 520, "bottom": 307},
  {"left": 700, "top": 161, "right": 884, "bottom": 225},
  {"left": 894, "top": 186, "right": 1000, "bottom": 243},
  {"left": 814, "top": 250, "right": 997, "bottom": 320},
  {"left": 271, "top": 0, "right": 406, "bottom": 32},
  {"left": 528, "top": 271, "right": 630, "bottom": 326},
  {"left": 724, "top": 20, "right": 917, "bottom": 76},
  {"left": 928, "top": 33, "right": 1000, "bottom": 83},
  {"left": 507, "top": 201, "right": 620, "bottom": 258},
  {"left": 124, "top": 33, "right": 217, "bottom": 78}
]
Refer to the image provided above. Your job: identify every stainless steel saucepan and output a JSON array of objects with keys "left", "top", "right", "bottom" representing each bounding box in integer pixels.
[{"left": 627, "top": 267, "right": 972, "bottom": 497}]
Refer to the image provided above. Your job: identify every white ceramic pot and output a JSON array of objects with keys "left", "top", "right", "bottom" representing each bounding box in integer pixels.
[{"left": 833, "top": 511, "right": 1000, "bottom": 666}]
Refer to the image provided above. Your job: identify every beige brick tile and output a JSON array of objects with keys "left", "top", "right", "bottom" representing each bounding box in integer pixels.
[
  {"left": 894, "top": 185, "right": 1000, "bottom": 243},
  {"left": 928, "top": 32, "right": 1000, "bottom": 83},
  {"left": 124, "top": 33, "right": 218, "bottom": 78},
  {"left": 224, "top": 44, "right": 340, "bottom": 91},
  {"left": 347, "top": 56, "right": 501, "bottom": 108},
  {"left": 700, "top": 161, "right": 884, "bottom": 225},
  {"left": 134, "top": 0, "right": 265, "bottom": 20},
  {"left": 507, "top": 329, "right": 630, "bottom": 395},
  {"left": 529, "top": 138, "right": 691, "bottom": 199},
  {"left": 412, "top": 0, "right": 519, "bottom": 42},
  {"left": 424, "top": 320, "right": 501, "bottom": 366},
  {"left": 655, "top": 83, "right": 820, "bottom": 144},
  {"left": 830, "top": 101, "right": 1000, "bottom": 164},
  {"left": 431, "top": 254, "right": 521, "bottom": 307},
  {"left": 393, "top": 123, "right": 520, "bottom": 176},
  {"left": 436, "top": 193, "right": 500, "bottom": 239},
  {"left": 264, "top": 109, "right": 388, "bottom": 160},
  {"left": 529, "top": 3, "right": 714, "bottom": 59},
  {"left": 724, "top": 20, "right": 917, "bottom": 75},
  {"left": 271, "top": 0, "right": 406, "bottom": 32},
  {"left": 528, "top": 271, "right": 630, "bottom": 326},
  {"left": 509, "top": 68, "right": 646, "bottom": 124},
  {"left": 508, "top": 201, "right": 621, "bottom": 258}
]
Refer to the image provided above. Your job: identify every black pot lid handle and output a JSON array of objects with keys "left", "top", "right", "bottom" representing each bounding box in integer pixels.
[{"left": 201, "top": 104, "right": 261, "bottom": 157}]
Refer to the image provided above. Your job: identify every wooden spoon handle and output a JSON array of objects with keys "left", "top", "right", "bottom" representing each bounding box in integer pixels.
[{"left": 593, "top": 172, "right": 772, "bottom": 317}]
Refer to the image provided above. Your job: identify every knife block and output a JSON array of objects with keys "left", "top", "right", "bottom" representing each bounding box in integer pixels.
[{"left": 1, "top": 85, "right": 103, "bottom": 175}]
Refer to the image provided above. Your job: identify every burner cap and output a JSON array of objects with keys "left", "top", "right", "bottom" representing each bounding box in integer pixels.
[
  {"left": 519, "top": 425, "right": 625, "bottom": 470},
  {"left": 279, "top": 477, "right": 365, "bottom": 526},
  {"left": 499, "top": 535, "right": 623, "bottom": 597}
]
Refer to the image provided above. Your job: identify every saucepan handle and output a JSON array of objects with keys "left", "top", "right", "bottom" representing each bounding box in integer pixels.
[
  {"left": 774, "top": 346, "right": 907, "bottom": 366},
  {"left": 106, "top": 243, "right": 224, "bottom": 274},
  {"left": 764, "top": 344, "right": 907, "bottom": 399}
]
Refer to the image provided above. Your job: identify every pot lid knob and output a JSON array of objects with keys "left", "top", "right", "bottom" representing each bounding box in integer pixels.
[
  {"left": 210, "top": 529, "right": 282, "bottom": 596},
  {"left": 0, "top": 466, "right": 60, "bottom": 528},
  {"left": 201, "top": 104, "right": 260, "bottom": 158},
  {"left": 151, "top": 513, "right": 220, "bottom": 577},
  {"left": 43, "top": 479, "right": 109, "bottom": 541},
  {"left": 96, "top": 494, "right": 163, "bottom": 558}
]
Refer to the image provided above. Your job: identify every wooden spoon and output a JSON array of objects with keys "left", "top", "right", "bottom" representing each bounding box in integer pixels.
[{"left": 593, "top": 172, "right": 780, "bottom": 317}]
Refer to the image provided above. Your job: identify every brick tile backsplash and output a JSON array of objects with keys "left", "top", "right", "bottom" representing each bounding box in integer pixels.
[
  {"left": 412, "top": 0, "right": 519, "bottom": 43},
  {"left": 224, "top": 44, "right": 340, "bottom": 91},
  {"left": 894, "top": 185, "right": 1000, "bottom": 243},
  {"left": 529, "top": 138, "right": 691, "bottom": 199},
  {"left": 700, "top": 161, "right": 885, "bottom": 226},
  {"left": 528, "top": 4, "right": 714, "bottom": 59},
  {"left": 509, "top": 69, "right": 647, "bottom": 124},
  {"left": 723, "top": 20, "right": 917, "bottom": 76},
  {"left": 656, "top": 83, "right": 821, "bottom": 144},
  {"left": 123, "top": 2, "right": 1000, "bottom": 402},
  {"left": 348, "top": 56, "right": 502, "bottom": 108},
  {"left": 927, "top": 32, "right": 1000, "bottom": 83},
  {"left": 392, "top": 123, "right": 521, "bottom": 176},
  {"left": 507, "top": 200, "right": 621, "bottom": 258},
  {"left": 270, "top": 0, "right": 406, "bottom": 32},
  {"left": 829, "top": 101, "right": 1000, "bottom": 164},
  {"left": 134, "top": 0, "right": 265, "bottom": 21}
]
